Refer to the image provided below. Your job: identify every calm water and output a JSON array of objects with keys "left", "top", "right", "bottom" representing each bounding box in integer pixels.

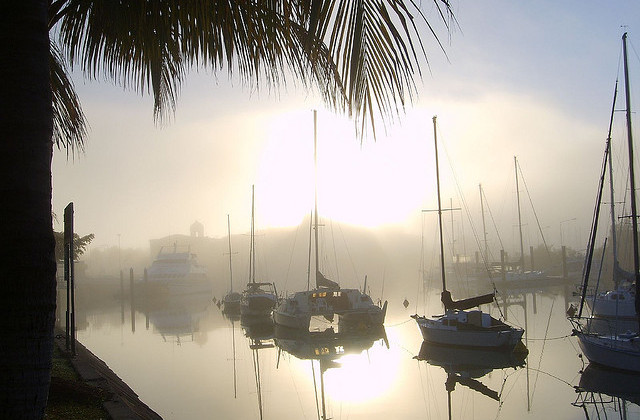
[{"left": 60, "top": 281, "right": 640, "bottom": 420}]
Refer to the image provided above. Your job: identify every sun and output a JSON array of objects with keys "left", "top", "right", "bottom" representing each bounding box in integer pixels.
[{"left": 256, "top": 109, "right": 432, "bottom": 231}]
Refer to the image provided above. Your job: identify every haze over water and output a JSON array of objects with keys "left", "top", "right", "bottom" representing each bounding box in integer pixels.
[{"left": 59, "top": 274, "right": 639, "bottom": 420}]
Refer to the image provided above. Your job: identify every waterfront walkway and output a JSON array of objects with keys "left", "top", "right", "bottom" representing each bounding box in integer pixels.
[{"left": 54, "top": 333, "right": 163, "bottom": 420}]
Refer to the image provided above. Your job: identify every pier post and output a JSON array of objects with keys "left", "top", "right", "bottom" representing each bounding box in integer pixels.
[
  {"left": 530, "top": 246, "right": 535, "bottom": 271},
  {"left": 130, "top": 268, "right": 136, "bottom": 333},
  {"left": 120, "top": 270, "right": 125, "bottom": 324},
  {"left": 64, "top": 202, "right": 76, "bottom": 355}
]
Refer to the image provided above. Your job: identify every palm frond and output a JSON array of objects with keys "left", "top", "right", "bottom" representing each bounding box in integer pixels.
[
  {"left": 50, "top": 41, "right": 87, "bottom": 155},
  {"left": 54, "top": 0, "right": 453, "bottom": 140},
  {"left": 312, "top": 0, "right": 454, "bottom": 138}
]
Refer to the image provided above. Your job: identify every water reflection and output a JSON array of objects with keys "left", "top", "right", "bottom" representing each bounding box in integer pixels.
[
  {"left": 274, "top": 324, "right": 388, "bottom": 420},
  {"left": 573, "top": 363, "right": 640, "bottom": 418},
  {"left": 415, "top": 341, "right": 527, "bottom": 419},
  {"left": 64, "top": 277, "right": 608, "bottom": 419},
  {"left": 240, "top": 315, "right": 275, "bottom": 420},
  {"left": 136, "top": 292, "right": 213, "bottom": 344}
]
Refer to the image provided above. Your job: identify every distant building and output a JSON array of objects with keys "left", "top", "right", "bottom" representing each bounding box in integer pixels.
[{"left": 190, "top": 220, "right": 204, "bottom": 238}]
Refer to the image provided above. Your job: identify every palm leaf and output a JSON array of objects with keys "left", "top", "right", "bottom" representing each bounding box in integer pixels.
[
  {"left": 50, "top": 41, "right": 87, "bottom": 155},
  {"left": 53, "top": 0, "right": 453, "bottom": 141}
]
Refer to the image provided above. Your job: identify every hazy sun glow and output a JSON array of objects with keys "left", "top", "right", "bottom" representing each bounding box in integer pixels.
[
  {"left": 257, "top": 110, "right": 432, "bottom": 231},
  {"left": 322, "top": 345, "right": 400, "bottom": 403}
]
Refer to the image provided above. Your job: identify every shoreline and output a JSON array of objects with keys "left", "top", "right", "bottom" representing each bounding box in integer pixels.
[{"left": 54, "top": 332, "right": 163, "bottom": 420}]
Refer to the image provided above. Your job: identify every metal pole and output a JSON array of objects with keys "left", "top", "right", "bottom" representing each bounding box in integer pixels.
[
  {"left": 622, "top": 33, "right": 640, "bottom": 327},
  {"left": 432, "top": 116, "right": 447, "bottom": 293},
  {"left": 314, "top": 110, "right": 320, "bottom": 286},
  {"left": 64, "top": 202, "right": 76, "bottom": 355},
  {"left": 515, "top": 157, "right": 525, "bottom": 273},
  {"left": 130, "top": 268, "right": 135, "bottom": 333}
]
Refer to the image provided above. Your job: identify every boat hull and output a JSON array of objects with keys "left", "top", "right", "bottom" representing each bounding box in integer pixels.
[
  {"left": 414, "top": 315, "right": 524, "bottom": 350},
  {"left": 338, "top": 305, "right": 387, "bottom": 328},
  {"left": 240, "top": 294, "right": 277, "bottom": 316},
  {"left": 272, "top": 308, "right": 311, "bottom": 330},
  {"left": 273, "top": 290, "right": 387, "bottom": 330},
  {"left": 576, "top": 332, "right": 640, "bottom": 373}
]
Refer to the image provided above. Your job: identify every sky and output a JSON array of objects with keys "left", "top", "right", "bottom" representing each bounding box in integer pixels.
[{"left": 52, "top": 1, "right": 640, "bottom": 257}]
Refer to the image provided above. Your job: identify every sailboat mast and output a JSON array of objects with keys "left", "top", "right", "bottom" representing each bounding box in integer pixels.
[
  {"left": 515, "top": 156, "right": 525, "bottom": 272},
  {"left": 227, "top": 214, "right": 233, "bottom": 292},
  {"left": 607, "top": 82, "right": 620, "bottom": 284},
  {"left": 622, "top": 33, "right": 640, "bottom": 285},
  {"left": 307, "top": 210, "right": 313, "bottom": 291},
  {"left": 250, "top": 185, "right": 256, "bottom": 284},
  {"left": 314, "top": 110, "right": 320, "bottom": 286},
  {"left": 480, "top": 183, "right": 488, "bottom": 263},
  {"left": 432, "top": 116, "right": 447, "bottom": 292}
]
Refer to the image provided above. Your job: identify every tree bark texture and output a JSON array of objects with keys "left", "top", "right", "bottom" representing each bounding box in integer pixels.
[{"left": 0, "top": 1, "right": 56, "bottom": 418}]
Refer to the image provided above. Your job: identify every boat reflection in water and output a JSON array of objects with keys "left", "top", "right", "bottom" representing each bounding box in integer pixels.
[
  {"left": 274, "top": 323, "right": 388, "bottom": 420},
  {"left": 573, "top": 363, "right": 640, "bottom": 419},
  {"left": 415, "top": 341, "right": 527, "bottom": 420},
  {"left": 137, "top": 291, "right": 213, "bottom": 344},
  {"left": 240, "top": 315, "right": 275, "bottom": 420}
]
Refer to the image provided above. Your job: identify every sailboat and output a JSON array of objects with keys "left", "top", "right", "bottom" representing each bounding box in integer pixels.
[
  {"left": 411, "top": 116, "right": 524, "bottom": 350},
  {"left": 503, "top": 156, "right": 547, "bottom": 282},
  {"left": 570, "top": 33, "right": 640, "bottom": 373},
  {"left": 584, "top": 107, "right": 637, "bottom": 319},
  {"left": 273, "top": 110, "right": 387, "bottom": 330},
  {"left": 240, "top": 185, "right": 278, "bottom": 317},
  {"left": 223, "top": 214, "right": 242, "bottom": 315}
]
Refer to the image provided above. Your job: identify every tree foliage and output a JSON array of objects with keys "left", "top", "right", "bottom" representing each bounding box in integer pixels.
[
  {"left": 49, "top": 0, "right": 454, "bottom": 145},
  {"left": 53, "top": 231, "right": 95, "bottom": 261}
]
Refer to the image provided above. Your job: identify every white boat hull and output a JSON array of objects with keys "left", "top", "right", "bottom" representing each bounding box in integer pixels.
[
  {"left": 273, "top": 290, "right": 386, "bottom": 330},
  {"left": 272, "top": 309, "right": 311, "bottom": 330},
  {"left": 576, "top": 332, "right": 640, "bottom": 373},
  {"left": 414, "top": 315, "right": 524, "bottom": 350}
]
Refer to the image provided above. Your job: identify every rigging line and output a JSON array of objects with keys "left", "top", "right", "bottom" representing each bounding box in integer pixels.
[
  {"left": 284, "top": 214, "right": 303, "bottom": 291},
  {"left": 252, "top": 346, "right": 264, "bottom": 420},
  {"left": 329, "top": 219, "right": 341, "bottom": 283},
  {"left": 439, "top": 135, "right": 505, "bottom": 315},
  {"left": 385, "top": 318, "right": 415, "bottom": 328},
  {"left": 525, "top": 366, "right": 574, "bottom": 388},
  {"left": 415, "top": 213, "right": 426, "bottom": 314},
  {"left": 525, "top": 334, "right": 572, "bottom": 341},
  {"left": 283, "top": 356, "right": 308, "bottom": 420},
  {"left": 531, "top": 297, "right": 556, "bottom": 403},
  {"left": 481, "top": 186, "right": 506, "bottom": 255},
  {"left": 515, "top": 159, "right": 553, "bottom": 264},
  {"left": 495, "top": 370, "right": 520, "bottom": 417},
  {"left": 311, "top": 360, "right": 321, "bottom": 420},
  {"left": 336, "top": 220, "right": 361, "bottom": 289},
  {"left": 628, "top": 33, "right": 640, "bottom": 70},
  {"left": 416, "top": 359, "right": 430, "bottom": 418}
]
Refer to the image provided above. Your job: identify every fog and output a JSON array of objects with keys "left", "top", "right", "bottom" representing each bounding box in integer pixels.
[{"left": 53, "top": 1, "right": 639, "bottom": 288}]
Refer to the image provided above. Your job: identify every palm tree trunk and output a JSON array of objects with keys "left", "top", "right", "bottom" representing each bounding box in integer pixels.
[{"left": 0, "top": 1, "right": 56, "bottom": 418}]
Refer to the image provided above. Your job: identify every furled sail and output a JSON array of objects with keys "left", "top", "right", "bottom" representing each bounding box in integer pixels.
[
  {"left": 316, "top": 270, "right": 340, "bottom": 290},
  {"left": 441, "top": 290, "right": 495, "bottom": 311}
]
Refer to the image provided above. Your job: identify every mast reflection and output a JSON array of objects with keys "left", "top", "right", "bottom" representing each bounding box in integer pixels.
[
  {"left": 415, "top": 341, "right": 527, "bottom": 420},
  {"left": 274, "top": 324, "right": 388, "bottom": 420},
  {"left": 573, "top": 363, "right": 640, "bottom": 419}
]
